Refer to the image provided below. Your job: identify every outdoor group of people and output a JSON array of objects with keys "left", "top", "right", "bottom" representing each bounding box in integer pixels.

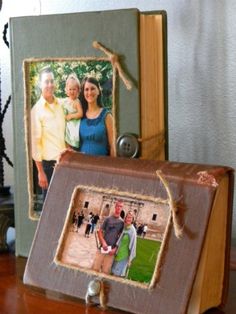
[
  {"left": 84, "top": 212, "right": 100, "bottom": 237},
  {"left": 31, "top": 66, "right": 115, "bottom": 198},
  {"left": 72, "top": 210, "right": 85, "bottom": 231},
  {"left": 92, "top": 200, "right": 137, "bottom": 278},
  {"left": 136, "top": 223, "right": 148, "bottom": 238},
  {"left": 72, "top": 210, "right": 100, "bottom": 236}
]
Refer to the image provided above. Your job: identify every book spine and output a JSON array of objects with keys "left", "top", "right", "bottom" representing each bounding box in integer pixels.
[{"left": 57, "top": 151, "right": 232, "bottom": 186}]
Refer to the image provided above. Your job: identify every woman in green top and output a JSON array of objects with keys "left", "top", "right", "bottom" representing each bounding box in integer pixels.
[{"left": 111, "top": 211, "right": 137, "bottom": 277}]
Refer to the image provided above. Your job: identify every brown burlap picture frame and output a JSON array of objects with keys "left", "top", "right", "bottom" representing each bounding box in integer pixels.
[{"left": 24, "top": 152, "right": 177, "bottom": 312}]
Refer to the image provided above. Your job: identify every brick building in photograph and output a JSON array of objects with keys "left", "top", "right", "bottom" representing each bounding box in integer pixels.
[{"left": 72, "top": 187, "right": 169, "bottom": 241}]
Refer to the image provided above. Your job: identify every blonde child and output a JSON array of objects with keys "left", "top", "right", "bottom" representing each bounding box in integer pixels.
[{"left": 63, "top": 73, "right": 83, "bottom": 149}]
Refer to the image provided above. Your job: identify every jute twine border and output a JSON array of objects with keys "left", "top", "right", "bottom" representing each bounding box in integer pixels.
[{"left": 23, "top": 62, "right": 38, "bottom": 220}]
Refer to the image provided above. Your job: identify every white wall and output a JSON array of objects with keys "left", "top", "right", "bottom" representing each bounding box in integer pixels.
[{"left": 1, "top": 0, "right": 236, "bottom": 244}]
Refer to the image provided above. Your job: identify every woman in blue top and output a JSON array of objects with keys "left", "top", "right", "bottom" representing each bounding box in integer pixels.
[{"left": 79, "top": 77, "right": 115, "bottom": 156}]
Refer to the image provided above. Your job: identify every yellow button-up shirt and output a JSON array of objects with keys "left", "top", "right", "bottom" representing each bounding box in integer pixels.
[{"left": 31, "top": 96, "right": 66, "bottom": 161}]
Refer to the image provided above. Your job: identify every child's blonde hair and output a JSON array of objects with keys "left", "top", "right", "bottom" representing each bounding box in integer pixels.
[{"left": 65, "top": 73, "right": 81, "bottom": 89}]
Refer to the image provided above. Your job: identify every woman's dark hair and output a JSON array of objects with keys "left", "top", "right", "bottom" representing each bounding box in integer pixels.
[{"left": 79, "top": 76, "right": 103, "bottom": 117}]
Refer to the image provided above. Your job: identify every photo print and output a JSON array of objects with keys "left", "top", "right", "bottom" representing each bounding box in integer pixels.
[
  {"left": 24, "top": 58, "right": 115, "bottom": 219},
  {"left": 54, "top": 186, "right": 170, "bottom": 287}
]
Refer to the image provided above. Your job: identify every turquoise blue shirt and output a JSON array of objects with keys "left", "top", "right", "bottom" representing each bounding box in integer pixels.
[{"left": 79, "top": 108, "right": 109, "bottom": 156}]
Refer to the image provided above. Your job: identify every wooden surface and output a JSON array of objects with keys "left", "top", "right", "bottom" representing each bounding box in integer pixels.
[
  {"left": 0, "top": 253, "right": 127, "bottom": 314},
  {"left": 0, "top": 252, "right": 236, "bottom": 314}
]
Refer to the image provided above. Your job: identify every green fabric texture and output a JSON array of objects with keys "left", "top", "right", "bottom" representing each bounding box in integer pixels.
[{"left": 115, "top": 232, "right": 130, "bottom": 261}]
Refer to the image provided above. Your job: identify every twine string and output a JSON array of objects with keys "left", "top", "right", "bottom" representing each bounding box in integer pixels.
[
  {"left": 93, "top": 41, "right": 132, "bottom": 90},
  {"left": 156, "top": 170, "right": 183, "bottom": 238}
]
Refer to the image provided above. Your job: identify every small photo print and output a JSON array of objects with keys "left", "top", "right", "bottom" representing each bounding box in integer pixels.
[{"left": 55, "top": 186, "right": 170, "bottom": 287}]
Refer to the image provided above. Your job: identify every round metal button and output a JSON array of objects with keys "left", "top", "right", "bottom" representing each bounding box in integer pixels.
[
  {"left": 87, "top": 279, "right": 101, "bottom": 296},
  {"left": 116, "top": 133, "right": 139, "bottom": 158}
]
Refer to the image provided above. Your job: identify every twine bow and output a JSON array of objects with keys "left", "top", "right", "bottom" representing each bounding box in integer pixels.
[{"left": 93, "top": 41, "right": 132, "bottom": 90}]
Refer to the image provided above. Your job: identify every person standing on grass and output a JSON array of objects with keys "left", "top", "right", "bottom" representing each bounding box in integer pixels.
[
  {"left": 142, "top": 224, "right": 148, "bottom": 238},
  {"left": 111, "top": 211, "right": 137, "bottom": 277}
]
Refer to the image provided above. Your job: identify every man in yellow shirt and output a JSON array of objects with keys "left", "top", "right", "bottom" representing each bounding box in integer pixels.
[{"left": 31, "top": 66, "right": 66, "bottom": 199}]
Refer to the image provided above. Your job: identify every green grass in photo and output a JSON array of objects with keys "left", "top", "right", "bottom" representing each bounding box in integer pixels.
[{"left": 127, "top": 238, "right": 161, "bottom": 284}]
